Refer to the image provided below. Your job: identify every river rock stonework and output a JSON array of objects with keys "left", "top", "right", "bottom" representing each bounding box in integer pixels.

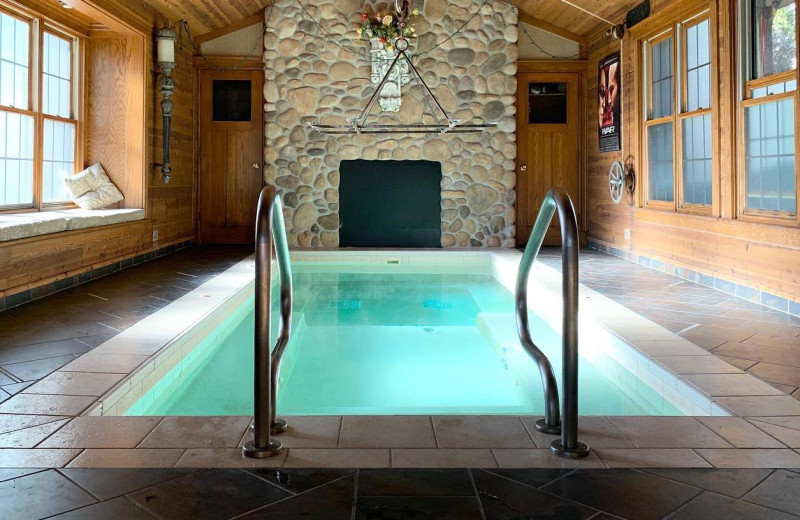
[{"left": 264, "top": 0, "right": 518, "bottom": 248}]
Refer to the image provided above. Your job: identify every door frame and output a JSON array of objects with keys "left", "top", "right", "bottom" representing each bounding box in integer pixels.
[
  {"left": 516, "top": 60, "right": 587, "bottom": 246},
  {"left": 194, "top": 60, "right": 264, "bottom": 244}
]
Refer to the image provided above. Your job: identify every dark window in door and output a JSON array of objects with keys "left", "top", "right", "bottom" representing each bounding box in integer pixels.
[
  {"left": 212, "top": 80, "right": 252, "bottom": 122},
  {"left": 528, "top": 82, "right": 568, "bottom": 124}
]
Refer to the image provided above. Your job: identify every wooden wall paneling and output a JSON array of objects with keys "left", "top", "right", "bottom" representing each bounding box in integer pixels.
[
  {"left": 583, "top": 0, "right": 800, "bottom": 303},
  {"left": 124, "top": 34, "right": 146, "bottom": 210},
  {"left": 0, "top": 221, "right": 151, "bottom": 293},
  {"left": 0, "top": 0, "right": 198, "bottom": 300},
  {"left": 85, "top": 36, "right": 130, "bottom": 200}
]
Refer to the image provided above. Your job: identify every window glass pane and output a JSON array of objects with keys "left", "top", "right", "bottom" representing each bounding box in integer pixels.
[
  {"left": 529, "top": 82, "right": 568, "bottom": 124},
  {"left": 744, "top": 98, "right": 796, "bottom": 212},
  {"left": 682, "top": 114, "right": 712, "bottom": 205},
  {"left": 650, "top": 38, "right": 673, "bottom": 119},
  {"left": 42, "top": 33, "right": 71, "bottom": 118},
  {"left": 686, "top": 20, "right": 711, "bottom": 112},
  {"left": 42, "top": 119, "right": 75, "bottom": 203},
  {"left": 0, "top": 110, "right": 34, "bottom": 206},
  {"left": 648, "top": 122, "right": 675, "bottom": 202},
  {"left": 752, "top": 80, "right": 797, "bottom": 98},
  {"left": 752, "top": 0, "right": 797, "bottom": 79},
  {"left": 0, "top": 12, "right": 29, "bottom": 109}
]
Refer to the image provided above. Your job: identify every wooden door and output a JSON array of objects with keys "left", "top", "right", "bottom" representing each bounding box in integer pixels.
[
  {"left": 516, "top": 72, "right": 580, "bottom": 246},
  {"left": 198, "top": 69, "right": 264, "bottom": 244}
]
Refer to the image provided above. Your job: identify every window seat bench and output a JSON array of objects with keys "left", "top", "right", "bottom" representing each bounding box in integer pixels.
[{"left": 0, "top": 208, "right": 146, "bottom": 242}]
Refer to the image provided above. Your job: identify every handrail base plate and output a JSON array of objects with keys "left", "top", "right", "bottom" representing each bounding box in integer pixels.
[
  {"left": 550, "top": 440, "right": 590, "bottom": 459},
  {"left": 534, "top": 419, "right": 561, "bottom": 435},
  {"left": 243, "top": 440, "right": 283, "bottom": 459},
  {"left": 249, "top": 419, "right": 288, "bottom": 436}
]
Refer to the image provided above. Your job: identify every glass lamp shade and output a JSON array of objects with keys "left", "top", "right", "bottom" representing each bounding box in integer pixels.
[{"left": 156, "top": 26, "right": 176, "bottom": 64}]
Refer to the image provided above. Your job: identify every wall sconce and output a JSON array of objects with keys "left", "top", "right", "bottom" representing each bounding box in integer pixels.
[{"left": 156, "top": 25, "right": 176, "bottom": 184}]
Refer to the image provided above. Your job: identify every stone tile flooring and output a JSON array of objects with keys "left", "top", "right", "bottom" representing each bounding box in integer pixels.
[
  {"left": 538, "top": 248, "right": 800, "bottom": 400},
  {"left": 0, "top": 247, "right": 252, "bottom": 403},
  {"left": 0, "top": 467, "right": 798, "bottom": 519}
]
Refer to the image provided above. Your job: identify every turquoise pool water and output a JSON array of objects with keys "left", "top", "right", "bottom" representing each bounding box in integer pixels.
[{"left": 127, "top": 266, "right": 683, "bottom": 416}]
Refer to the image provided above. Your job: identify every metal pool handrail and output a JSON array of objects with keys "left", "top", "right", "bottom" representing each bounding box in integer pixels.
[
  {"left": 515, "top": 188, "right": 589, "bottom": 459},
  {"left": 243, "top": 186, "right": 293, "bottom": 459}
]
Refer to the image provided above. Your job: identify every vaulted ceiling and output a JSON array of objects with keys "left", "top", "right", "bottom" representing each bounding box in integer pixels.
[
  {"left": 514, "top": 0, "right": 639, "bottom": 38},
  {"left": 141, "top": 0, "right": 637, "bottom": 41}
]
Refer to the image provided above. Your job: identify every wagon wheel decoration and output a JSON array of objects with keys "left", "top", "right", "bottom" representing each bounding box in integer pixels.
[{"left": 609, "top": 161, "right": 634, "bottom": 203}]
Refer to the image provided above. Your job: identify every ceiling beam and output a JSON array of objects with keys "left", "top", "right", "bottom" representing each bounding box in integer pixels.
[
  {"left": 517, "top": 11, "right": 587, "bottom": 46},
  {"left": 194, "top": 12, "right": 264, "bottom": 46}
]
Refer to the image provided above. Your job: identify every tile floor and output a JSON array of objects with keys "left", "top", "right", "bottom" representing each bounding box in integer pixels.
[
  {"left": 538, "top": 249, "right": 800, "bottom": 400},
  {"left": 1, "top": 467, "right": 799, "bottom": 519},
  {"left": 0, "top": 247, "right": 252, "bottom": 403}
]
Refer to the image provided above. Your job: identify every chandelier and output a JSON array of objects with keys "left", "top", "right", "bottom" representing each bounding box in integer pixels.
[{"left": 307, "top": 0, "right": 497, "bottom": 135}]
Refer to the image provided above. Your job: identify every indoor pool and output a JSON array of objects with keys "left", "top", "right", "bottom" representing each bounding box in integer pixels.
[{"left": 124, "top": 264, "right": 685, "bottom": 416}]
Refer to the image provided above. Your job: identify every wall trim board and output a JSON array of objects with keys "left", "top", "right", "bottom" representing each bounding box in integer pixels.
[
  {"left": 0, "top": 238, "right": 194, "bottom": 312},
  {"left": 588, "top": 239, "right": 800, "bottom": 317},
  {"left": 583, "top": 0, "right": 800, "bottom": 304}
]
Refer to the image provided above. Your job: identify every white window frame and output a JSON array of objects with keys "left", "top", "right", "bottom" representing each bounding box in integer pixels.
[{"left": 0, "top": 3, "right": 82, "bottom": 212}]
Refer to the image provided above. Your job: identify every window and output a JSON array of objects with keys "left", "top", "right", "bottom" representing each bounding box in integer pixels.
[
  {"left": 741, "top": 0, "right": 797, "bottom": 217},
  {"left": 0, "top": 7, "right": 80, "bottom": 211},
  {"left": 642, "top": 13, "right": 714, "bottom": 209}
]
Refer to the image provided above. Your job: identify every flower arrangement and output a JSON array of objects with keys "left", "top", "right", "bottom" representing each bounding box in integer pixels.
[{"left": 356, "top": 7, "right": 419, "bottom": 52}]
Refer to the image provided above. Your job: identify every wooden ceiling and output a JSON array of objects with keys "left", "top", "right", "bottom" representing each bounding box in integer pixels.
[
  {"left": 141, "top": 0, "right": 270, "bottom": 35},
  {"left": 514, "top": 0, "right": 640, "bottom": 37},
  {"left": 141, "top": 0, "right": 637, "bottom": 41}
]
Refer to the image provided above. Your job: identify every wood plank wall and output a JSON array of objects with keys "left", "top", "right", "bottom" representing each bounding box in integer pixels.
[
  {"left": 0, "top": 0, "right": 197, "bottom": 299},
  {"left": 584, "top": 0, "right": 800, "bottom": 302}
]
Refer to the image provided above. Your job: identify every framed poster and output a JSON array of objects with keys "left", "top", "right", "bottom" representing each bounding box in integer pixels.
[{"left": 598, "top": 52, "right": 621, "bottom": 153}]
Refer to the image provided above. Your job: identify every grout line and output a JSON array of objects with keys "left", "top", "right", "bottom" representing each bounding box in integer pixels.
[
  {"left": 123, "top": 495, "right": 161, "bottom": 519},
  {"left": 54, "top": 467, "right": 105, "bottom": 501},
  {"left": 691, "top": 448, "right": 715, "bottom": 468},
  {"left": 467, "top": 469, "right": 488, "bottom": 520},
  {"left": 135, "top": 416, "right": 166, "bottom": 449},
  {"left": 662, "top": 489, "right": 708, "bottom": 519},
  {"left": 31, "top": 418, "right": 71, "bottom": 448},
  {"left": 350, "top": 468, "right": 359, "bottom": 520},
  {"left": 429, "top": 416, "right": 439, "bottom": 449},
  {"left": 61, "top": 448, "right": 86, "bottom": 468},
  {"left": 736, "top": 468, "right": 778, "bottom": 501},
  {"left": 230, "top": 472, "right": 356, "bottom": 519}
]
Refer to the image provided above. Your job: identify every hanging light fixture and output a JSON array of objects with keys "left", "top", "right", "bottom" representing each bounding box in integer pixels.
[{"left": 308, "top": 0, "right": 496, "bottom": 136}]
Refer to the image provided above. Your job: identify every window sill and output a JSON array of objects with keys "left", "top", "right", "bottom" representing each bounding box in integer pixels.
[{"left": 0, "top": 208, "right": 146, "bottom": 243}]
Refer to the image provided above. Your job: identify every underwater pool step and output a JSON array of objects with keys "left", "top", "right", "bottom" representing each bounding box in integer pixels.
[
  {"left": 423, "top": 299, "right": 454, "bottom": 309},
  {"left": 328, "top": 299, "right": 363, "bottom": 310}
]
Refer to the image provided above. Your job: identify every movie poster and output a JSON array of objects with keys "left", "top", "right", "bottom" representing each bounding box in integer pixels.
[{"left": 598, "top": 52, "right": 621, "bottom": 153}]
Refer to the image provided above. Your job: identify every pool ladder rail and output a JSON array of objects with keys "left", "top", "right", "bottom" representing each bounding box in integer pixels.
[
  {"left": 244, "top": 185, "right": 589, "bottom": 459},
  {"left": 516, "top": 188, "right": 590, "bottom": 459},
  {"left": 243, "top": 186, "right": 293, "bottom": 459}
]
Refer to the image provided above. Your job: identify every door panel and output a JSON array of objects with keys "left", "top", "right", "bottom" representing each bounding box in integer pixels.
[
  {"left": 199, "top": 69, "right": 264, "bottom": 244},
  {"left": 516, "top": 72, "right": 580, "bottom": 246}
]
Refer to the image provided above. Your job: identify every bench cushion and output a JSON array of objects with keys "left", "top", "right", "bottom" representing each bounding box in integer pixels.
[
  {"left": 0, "top": 213, "right": 69, "bottom": 242},
  {"left": 56, "top": 208, "right": 146, "bottom": 230},
  {"left": 0, "top": 208, "right": 146, "bottom": 242}
]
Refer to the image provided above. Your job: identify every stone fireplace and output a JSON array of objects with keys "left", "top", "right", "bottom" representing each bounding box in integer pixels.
[{"left": 263, "top": 0, "right": 518, "bottom": 248}]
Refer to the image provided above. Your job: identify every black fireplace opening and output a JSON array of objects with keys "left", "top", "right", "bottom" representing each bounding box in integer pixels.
[{"left": 339, "top": 160, "right": 442, "bottom": 248}]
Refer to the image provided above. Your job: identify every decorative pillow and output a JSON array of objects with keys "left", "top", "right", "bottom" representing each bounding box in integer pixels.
[{"left": 63, "top": 162, "right": 124, "bottom": 210}]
